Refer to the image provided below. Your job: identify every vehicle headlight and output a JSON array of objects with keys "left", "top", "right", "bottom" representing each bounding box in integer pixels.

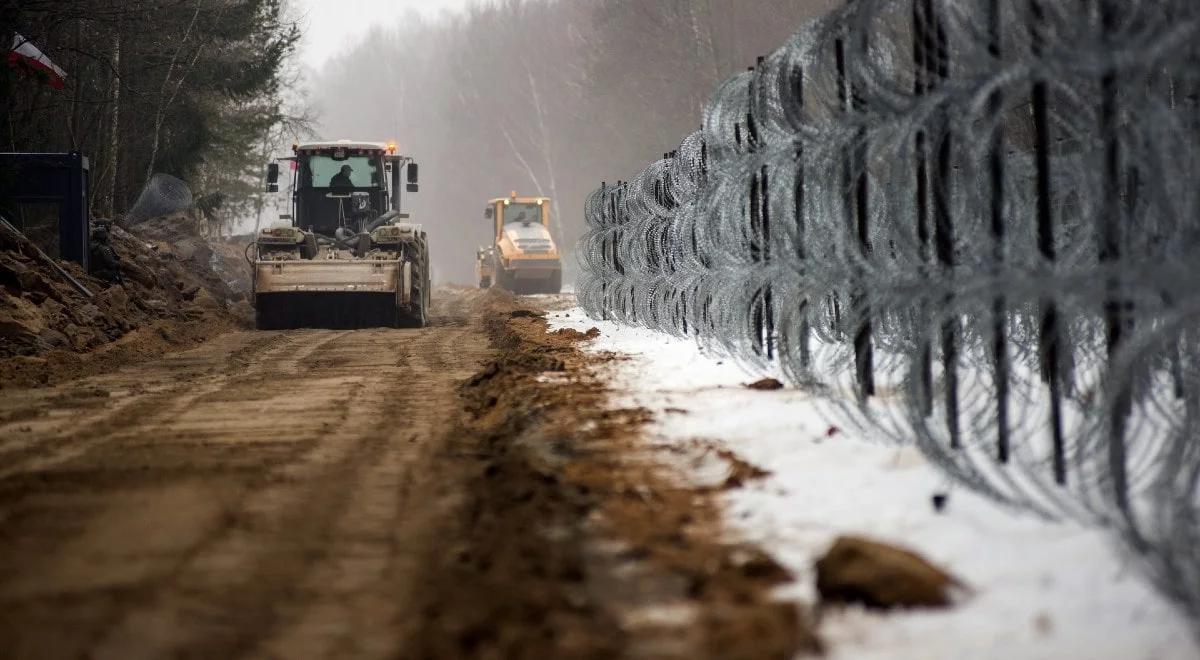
[
  {"left": 372, "top": 223, "right": 421, "bottom": 245},
  {"left": 259, "top": 226, "right": 305, "bottom": 244},
  {"left": 371, "top": 225, "right": 405, "bottom": 244}
]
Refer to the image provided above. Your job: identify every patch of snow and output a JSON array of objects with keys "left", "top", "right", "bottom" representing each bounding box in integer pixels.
[{"left": 547, "top": 308, "right": 1199, "bottom": 660}]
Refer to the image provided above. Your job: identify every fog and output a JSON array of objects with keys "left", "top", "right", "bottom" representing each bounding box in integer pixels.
[
  {"left": 310, "top": 0, "right": 836, "bottom": 285},
  {"left": 293, "top": 0, "right": 477, "bottom": 69}
]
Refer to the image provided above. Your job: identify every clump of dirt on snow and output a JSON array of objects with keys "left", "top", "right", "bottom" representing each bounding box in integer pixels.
[
  {"left": 552, "top": 326, "right": 600, "bottom": 341},
  {"left": 745, "top": 377, "right": 785, "bottom": 391},
  {"left": 815, "top": 535, "right": 965, "bottom": 609},
  {"left": 0, "top": 213, "right": 252, "bottom": 387}
]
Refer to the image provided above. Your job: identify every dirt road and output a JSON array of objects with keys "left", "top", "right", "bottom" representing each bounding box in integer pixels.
[{"left": 0, "top": 288, "right": 813, "bottom": 659}]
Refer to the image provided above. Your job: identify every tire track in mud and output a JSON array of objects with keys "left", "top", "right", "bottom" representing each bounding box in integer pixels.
[
  {"left": 0, "top": 288, "right": 813, "bottom": 659},
  {"left": 0, "top": 297, "right": 484, "bottom": 659},
  {"left": 0, "top": 332, "right": 288, "bottom": 478}
]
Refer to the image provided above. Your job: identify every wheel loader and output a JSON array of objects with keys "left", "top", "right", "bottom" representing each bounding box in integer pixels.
[
  {"left": 253, "top": 140, "right": 430, "bottom": 329},
  {"left": 481, "top": 193, "right": 562, "bottom": 294}
]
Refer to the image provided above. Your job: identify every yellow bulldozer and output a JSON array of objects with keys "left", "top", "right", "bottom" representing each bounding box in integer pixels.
[{"left": 475, "top": 193, "right": 562, "bottom": 294}]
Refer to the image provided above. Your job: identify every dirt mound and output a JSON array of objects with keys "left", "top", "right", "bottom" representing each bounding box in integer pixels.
[
  {"left": 131, "top": 213, "right": 251, "bottom": 301},
  {"left": 815, "top": 535, "right": 964, "bottom": 609},
  {"left": 746, "top": 378, "right": 785, "bottom": 391},
  {"left": 0, "top": 213, "right": 251, "bottom": 387},
  {"left": 552, "top": 326, "right": 601, "bottom": 341},
  {"left": 413, "top": 294, "right": 820, "bottom": 659}
]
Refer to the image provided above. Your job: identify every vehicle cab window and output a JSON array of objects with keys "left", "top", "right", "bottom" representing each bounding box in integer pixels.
[
  {"left": 502, "top": 202, "right": 541, "bottom": 225},
  {"left": 299, "top": 155, "right": 381, "bottom": 189}
]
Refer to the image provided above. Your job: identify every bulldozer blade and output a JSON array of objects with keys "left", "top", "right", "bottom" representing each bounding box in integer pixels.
[{"left": 255, "top": 292, "right": 402, "bottom": 330}]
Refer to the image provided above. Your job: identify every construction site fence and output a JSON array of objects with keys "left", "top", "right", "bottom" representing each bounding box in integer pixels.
[{"left": 575, "top": 0, "right": 1200, "bottom": 633}]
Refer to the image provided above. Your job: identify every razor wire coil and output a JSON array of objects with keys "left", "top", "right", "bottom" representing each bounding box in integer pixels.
[{"left": 577, "top": 0, "right": 1200, "bottom": 633}]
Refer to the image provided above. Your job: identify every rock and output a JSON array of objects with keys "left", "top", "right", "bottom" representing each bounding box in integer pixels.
[
  {"left": 37, "top": 327, "right": 70, "bottom": 349},
  {"left": 173, "top": 240, "right": 199, "bottom": 261},
  {"left": 16, "top": 268, "right": 50, "bottom": 292},
  {"left": 73, "top": 303, "right": 103, "bottom": 326},
  {"left": 62, "top": 323, "right": 97, "bottom": 350},
  {"left": 193, "top": 288, "right": 222, "bottom": 310},
  {"left": 815, "top": 535, "right": 963, "bottom": 609},
  {"left": 141, "top": 299, "right": 168, "bottom": 313},
  {"left": 125, "top": 261, "right": 158, "bottom": 287},
  {"left": 99, "top": 286, "right": 129, "bottom": 312},
  {"left": 40, "top": 298, "right": 65, "bottom": 318},
  {"left": 0, "top": 315, "right": 41, "bottom": 344},
  {"left": 0, "top": 295, "right": 46, "bottom": 345},
  {"left": 746, "top": 377, "right": 785, "bottom": 391},
  {"left": 0, "top": 257, "right": 29, "bottom": 286},
  {"left": 0, "top": 255, "right": 29, "bottom": 273}
]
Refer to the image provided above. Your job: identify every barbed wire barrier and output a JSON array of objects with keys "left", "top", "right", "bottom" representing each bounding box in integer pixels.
[
  {"left": 126, "top": 174, "right": 195, "bottom": 226},
  {"left": 577, "top": 0, "right": 1200, "bottom": 632}
]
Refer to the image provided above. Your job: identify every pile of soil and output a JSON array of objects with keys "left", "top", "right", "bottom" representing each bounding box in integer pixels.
[
  {"left": 815, "top": 535, "right": 964, "bottom": 609},
  {"left": 0, "top": 213, "right": 252, "bottom": 387},
  {"left": 401, "top": 290, "right": 820, "bottom": 658}
]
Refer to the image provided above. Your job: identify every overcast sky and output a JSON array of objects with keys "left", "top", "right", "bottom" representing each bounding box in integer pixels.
[{"left": 294, "top": 0, "right": 479, "bottom": 69}]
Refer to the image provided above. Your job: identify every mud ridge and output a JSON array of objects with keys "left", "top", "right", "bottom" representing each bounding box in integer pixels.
[{"left": 401, "top": 290, "right": 819, "bottom": 659}]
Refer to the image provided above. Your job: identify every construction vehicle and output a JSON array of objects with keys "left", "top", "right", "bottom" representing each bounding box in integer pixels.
[
  {"left": 482, "top": 193, "right": 562, "bottom": 294},
  {"left": 475, "top": 245, "right": 496, "bottom": 288},
  {"left": 253, "top": 140, "right": 429, "bottom": 329}
]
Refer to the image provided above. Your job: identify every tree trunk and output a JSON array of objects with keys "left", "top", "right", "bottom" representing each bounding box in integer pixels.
[
  {"left": 104, "top": 29, "right": 122, "bottom": 218},
  {"left": 145, "top": 2, "right": 204, "bottom": 184}
]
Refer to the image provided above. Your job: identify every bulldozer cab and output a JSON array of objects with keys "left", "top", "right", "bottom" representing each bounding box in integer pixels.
[
  {"left": 270, "top": 141, "right": 418, "bottom": 237},
  {"left": 485, "top": 194, "right": 549, "bottom": 242}
]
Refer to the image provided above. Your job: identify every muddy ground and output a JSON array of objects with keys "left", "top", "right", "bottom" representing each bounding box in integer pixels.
[{"left": 0, "top": 287, "right": 816, "bottom": 659}]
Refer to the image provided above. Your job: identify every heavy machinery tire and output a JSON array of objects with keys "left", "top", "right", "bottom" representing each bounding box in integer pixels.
[
  {"left": 479, "top": 276, "right": 491, "bottom": 289},
  {"left": 422, "top": 239, "right": 432, "bottom": 312},
  {"left": 399, "top": 239, "right": 429, "bottom": 328},
  {"left": 496, "top": 267, "right": 514, "bottom": 293},
  {"left": 545, "top": 270, "right": 562, "bottom": 294}
]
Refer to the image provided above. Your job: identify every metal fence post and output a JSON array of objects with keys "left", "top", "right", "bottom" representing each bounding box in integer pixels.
[
  {"left": 914, "top": 0, "right": 934, "bottom": 417},
  {"left": 930, "top": 0, "right": 961, "bottom": 449},
  {"left": 1099, "top": 0, "right": 1132, "bottom": 518},
  {"left": 793, "top": 61, "right": 812, "bottom": 371},
  {"left": 989, "top": 0, "right": 1011, "bottom": 464},
  {"left": 838, "top": 33, "right": 875, "bottom": 399},
  {"left": 1029, "top": 0, "right": 1066, "bottom": 484}
]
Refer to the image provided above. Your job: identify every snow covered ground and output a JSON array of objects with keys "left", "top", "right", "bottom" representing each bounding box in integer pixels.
[{"left": 547, "top": 304, "right": 1199, "bottom": 660}]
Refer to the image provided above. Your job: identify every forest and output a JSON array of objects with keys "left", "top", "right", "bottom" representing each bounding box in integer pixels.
[
  {"left": 312, "top": 0, "right": 835, "bottom": 282},
  {"left": 3, "top": 0, "right": 836, "bottom": 282},
  {"left": 1, "top": 0, "right": 304, "bottom": 223}
]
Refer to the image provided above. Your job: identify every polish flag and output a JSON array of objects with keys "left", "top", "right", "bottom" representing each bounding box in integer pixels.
[{"left": 8, "top": 34, "right": 67, "bottom": 90}]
